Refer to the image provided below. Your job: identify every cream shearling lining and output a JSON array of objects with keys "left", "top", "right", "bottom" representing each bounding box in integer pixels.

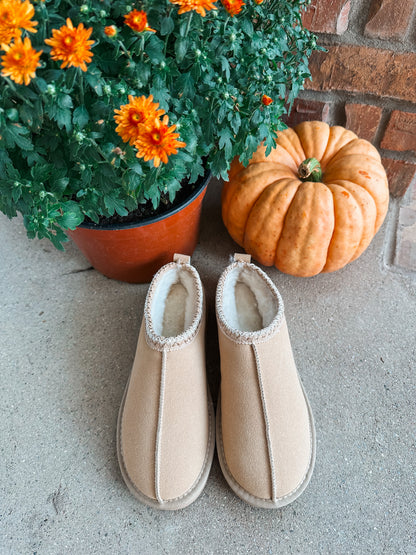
[
  {"left": 216, "top": 261, "right": 284, "bottom": 344},
  {"left": 222, "top": 266, "right": 278, "bottom": 331},
  {"left": 150, "top": 266, "right": 197, "bottom": 337},
  {"left": 145, "top": 261, "right": 203, "bottom": 350}
]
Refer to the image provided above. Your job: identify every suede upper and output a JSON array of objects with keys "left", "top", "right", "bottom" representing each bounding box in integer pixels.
[
  {"left": 118, "top": 256, "right": 214, "bottom": 508},
  {"left": 216, "top": 256, "right": 314, "bottom": 506}
]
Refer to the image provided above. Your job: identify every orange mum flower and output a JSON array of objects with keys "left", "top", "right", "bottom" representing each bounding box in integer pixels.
[
  {"left": 0, "top": 0, "right": 38, "bottom": 45},
  {"left": 45, "top": 18, "right": 94, "bottom": 71},
  {"left": 1, "top": 35, "right": 42, "bottom": 85},
  {"left": 114, "top": 95, "right": 165, "bottom": 145},
  {"left": 169, "top": 0, "right": 217, "bottom": 17},
  {"left": 221, "top": 0, "right": 244, "bottom": 16},
  {"left": 261, "top": 94, "right": 273, "bottom": 106},
  {"left": 124, "top": 10, "right": 155, "bottom": 33},
  {"left": 134, "top": 116, "right": 186, "bottom": 168}
]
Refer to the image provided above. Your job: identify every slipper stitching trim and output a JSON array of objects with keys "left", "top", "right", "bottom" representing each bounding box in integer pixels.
[
  {"left": 252, "top": 342, "right": 277, "bottom": 503},
  {"left": 154, "top": 349, "right": 167, "bottom": 504}
]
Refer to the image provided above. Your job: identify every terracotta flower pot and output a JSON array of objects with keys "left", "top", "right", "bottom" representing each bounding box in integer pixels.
[{"left": 67, "top": 172, "right": 211, "bottom": 283}]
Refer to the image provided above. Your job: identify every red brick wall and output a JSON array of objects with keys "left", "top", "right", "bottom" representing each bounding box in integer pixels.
[{"left": 285, "top": 0, "right": 416, "bottom": 197}]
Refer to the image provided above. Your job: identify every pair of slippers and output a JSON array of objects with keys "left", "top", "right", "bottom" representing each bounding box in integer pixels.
[{"left": 117, "top": 253, "right": 315, "bottom": 510}]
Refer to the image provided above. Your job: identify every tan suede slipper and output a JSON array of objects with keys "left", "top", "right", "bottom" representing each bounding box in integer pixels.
[
  {"left": 216, "top": 254, "right": 315, "bottom": 508},
  {"left": 117, "top": 254, "right": 215, "bottom": 510}
]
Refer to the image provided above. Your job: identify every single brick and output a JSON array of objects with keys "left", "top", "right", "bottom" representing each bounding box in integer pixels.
[
  {"left": 302, "top": 0, "right": 351, "bottom": 35},
  {"left": 306, "top": 46, "right": 416, "bottom": 104},
  {"left": 399, "top": 204, "right": 416, "bottom": 228},
  {"left": 395, "top": 230, "right": 416, "bottom": 273},
  {"left": 381, "top": 111, "right": 416, "bottom": 154},
  {"left": 395, "top": 182, "right": 416, "bottom": 272},
  {"left": 283, "top": 99, "right": 331, "bottom": 127},
  {"left": 345, "top": 103, "right": 383, "bottom": 143},
  {"left": 382, "top": 158, "right": 416, "bottom": 197},
  {"left": 365, "top": 0, "right": 416, "bottom": 41}
]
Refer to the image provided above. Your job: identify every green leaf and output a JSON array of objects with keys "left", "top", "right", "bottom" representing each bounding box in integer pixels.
[
  {"left": 125, "top": 170, "right": 142, "bottom": 193},
  {"left": 11, "top": 183, "right": 22, "bottom": 203},
  {"left": 20, "top": 104, "right": 34, "bottom": 127},
  {"left": 190, "top": 61, "right": 201, "bottom": 81},
  {"left": 4, "top": 124, "right": 33, "bottom": 151},
  {"left": 178, "top": 19, "right": 188, "bottom": 38},
  {"left": 35, "top": 78, "right": 48, "bottom": 93},
  {"left": 175, "top": 37, "right": 189, "bottom": 63},
  {"left": 210, "top": 150, "right": 229, "bottom": 180},
  {"left": 135, "top": 62, "right": 151, "bottom": 87},
  {"left": 31, "top": 163, "right": 52, "bottom": 182},
  {"left": 129, "top": 162, "right": 144, "bottom": 175},
  {"left": 60, "top": 202, "right": 83, "bottom": 230},
  {"left": 220, "top": 56, "right": 231, "bottom": 81},
  {"left": 26, "top": 151, "right": 43, "bottom": 166},
  {"left": 251, "top": 109, "right": 262, "bottom": 126},
  {"left": 41, "top": 69, "right": 62, "bottom": 82},
  {"left": 57, "top": 93, "right": 73, "bottom": 109},
  {"left": 47, "top": 226, "right": 69, "bottom": 250},
  {"left": 55, "top": 107, "right": 72, "bottom": 132},
  {"left": 264, "top": 133, "right": 277, "bottom": 156},
  {"left": 65, "top": 67, "right": 78, "bottom": 89},
  {"left": 145, "top": 34, "right": 165, "bottom": 63},
  {"left": 245, "top": 134, "right": 259, "bottom": 152},
  {"left": 14, "top": 86, "right": 37, "bottom": 101},
  {"left": 188, "top": 159, "right": 204, "bottom": 184},
  {"left": 160, "top": 16, "right": 174, "bottom": 35},
  {"left": 166, "top": 178, "right": 182, "bottom": 203},
  {"left": 217, "top": 102, "right": 228, "bottom": 124},
  {"left": 32, "top": 100, "right": 43, "bottom": 132},
  {"left": 51, "top": 177, "right": 69, "bottom": 194},
  {"left": 104, "top": 195, "right": 129, "bottom": 217},
  {"left": 150, "top": 81, "right": 170, "bottom": 111},
  {"left": 85, "top": 65, "right": 103, "bottom": 95},
  {"left": 240, "top": 134, "right": 260, "bottom": 165},
  {"left": 258, "top": 123, "right": 270, "bottom": 141},
  {"left": 0, "top": 148, "right": 13, "bottom": 174},
  {"left": 176, "top": 72, "right": 195, "bottom": 98},
  {"left": 230, "top": 111, "right": 241, "bottom": 134},
  {"left": 73, "top": 106, "right": 89, "bottom": 129},
  {"left": 241, "top": 19, "right": 254, "bottom": 36},
  {"left": 219, "top": 127, "right": 233, "bottom": 159}
]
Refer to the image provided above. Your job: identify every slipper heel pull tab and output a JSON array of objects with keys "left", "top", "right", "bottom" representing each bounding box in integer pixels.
[
  {"left": 234, "top": 253, "right": 251, "bottom": 263},
  {"left": 173, "top": 253, "right": 191, "bottom": 265}
]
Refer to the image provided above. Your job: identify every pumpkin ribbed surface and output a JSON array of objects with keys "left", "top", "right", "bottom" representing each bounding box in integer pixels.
[{"left": 222, "top": 121, "right": 389, "bottom": 277}]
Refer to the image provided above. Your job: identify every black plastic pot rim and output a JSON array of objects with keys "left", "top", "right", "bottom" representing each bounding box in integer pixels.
[{"left": 78, "top": 170, "right": 212, "bottom": 231}]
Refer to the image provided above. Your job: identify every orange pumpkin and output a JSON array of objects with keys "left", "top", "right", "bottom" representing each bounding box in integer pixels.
[{"left": 222, "top": 121, "right": 389, "bottom": 277}]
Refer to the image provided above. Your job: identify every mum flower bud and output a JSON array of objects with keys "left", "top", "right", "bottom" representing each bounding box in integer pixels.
[
  {"left": 104, "top": 25, "right": 117, "bottom": 37},
  {"left": 261, "top": 94, "right": 273, "bottom": 106}
]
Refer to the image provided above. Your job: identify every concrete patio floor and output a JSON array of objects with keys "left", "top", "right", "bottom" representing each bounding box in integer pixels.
[{"left": 1, "top": 178, "right": 415, "bottom": 554}]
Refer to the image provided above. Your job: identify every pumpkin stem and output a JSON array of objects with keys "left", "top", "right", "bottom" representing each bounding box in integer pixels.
[{"left": 298, "top": 158, "right": 322, "bottom": 182}]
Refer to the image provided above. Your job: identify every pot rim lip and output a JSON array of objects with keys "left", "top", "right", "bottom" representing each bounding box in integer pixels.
[{"left": 77, "top": 170, "right": 212, "bottom": 231}]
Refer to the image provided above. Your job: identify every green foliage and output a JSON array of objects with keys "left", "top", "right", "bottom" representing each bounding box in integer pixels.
[{"left": 0, "top": 0, "right": 321, "bottom": 247}]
